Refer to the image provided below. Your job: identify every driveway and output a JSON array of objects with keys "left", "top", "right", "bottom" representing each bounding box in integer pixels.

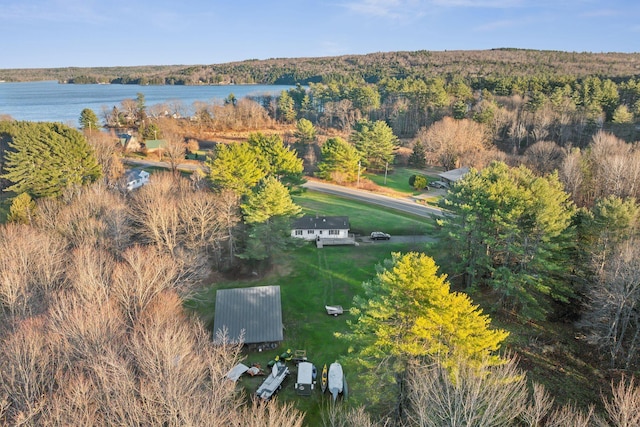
[{"left": 360, "top": 235, "right": 436, "bottom": 244}]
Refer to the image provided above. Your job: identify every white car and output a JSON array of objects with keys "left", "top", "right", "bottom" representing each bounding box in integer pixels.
[{"left": 370, "top": 231, "right": 391, "bottom": 240}]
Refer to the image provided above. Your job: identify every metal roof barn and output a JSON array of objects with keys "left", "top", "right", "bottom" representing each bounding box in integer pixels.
[{"left": 213, "top": 286, "right": 283, "bottom": 344}]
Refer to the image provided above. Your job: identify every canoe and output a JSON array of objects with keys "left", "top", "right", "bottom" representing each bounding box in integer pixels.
[
  {"left": 328, "top": 362, "right": 343, "bottom": 401},
  {"left": 321, "top": 363, "right": 328, "bottom": 393}
]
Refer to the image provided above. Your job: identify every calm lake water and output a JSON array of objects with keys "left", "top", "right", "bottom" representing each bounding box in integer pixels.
[{"left": 0, "top": 81, "right": 293, "bottom": 124}]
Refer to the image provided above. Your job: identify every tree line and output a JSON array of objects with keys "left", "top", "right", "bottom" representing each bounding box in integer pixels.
[{"left": 2, "top": 49, "right": 640, "bottom": 85}]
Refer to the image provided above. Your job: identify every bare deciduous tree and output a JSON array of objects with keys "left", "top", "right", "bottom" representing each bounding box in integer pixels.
[
  {"left": 523, "top": 140, "right": 565, "bottom": 175},
  {"left": 111, "top": 245, "right": 180, "bottom": 324},
  {"left": 602, "top": 376, "right": 640, "bottom": 427},
  {"left": 0, "top": 224, "right": 65, "bottom": 319},
  {"left": 581, "top": 240, "right": 640, "bottom": 369},
  {"left": 129, "top": 172, "right": 183, "bottom": 254},
  {"left": 415, "top": 117, "right": 489, "bottom": 170},
  {"left": 86, "top": 130, "right": 124, "bottom": 184},
  {"left": 405, "top": 356, "right": 528, "bottom": 427}
]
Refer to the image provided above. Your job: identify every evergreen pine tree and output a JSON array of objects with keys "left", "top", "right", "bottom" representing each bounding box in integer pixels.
[
  {"left": 408, "top": 140, "right": 427, "bottom": 168},
  {"left": 1, "top": 121, "right": 101, "bottom": 198}
]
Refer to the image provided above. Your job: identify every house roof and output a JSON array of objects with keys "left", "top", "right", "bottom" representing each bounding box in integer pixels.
[
  {"left": 291, "top": 215, "right": 350, "bottom": 230},
  {"left": 438, "top": 166, "right": 470, "bottom": 182},
  {"left": 123, "top": 169, "right": 148, "bottom": 181},
  {"left": 144, "top": 139, "right": 167, "bottom": 150},
  {"left": 213, "top": 286, "right": 283, "bottom": 344}
]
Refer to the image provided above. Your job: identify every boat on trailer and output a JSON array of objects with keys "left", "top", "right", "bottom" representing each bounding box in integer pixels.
[{"left": 328, "top": 362, "right": 344, "bottom": 401}]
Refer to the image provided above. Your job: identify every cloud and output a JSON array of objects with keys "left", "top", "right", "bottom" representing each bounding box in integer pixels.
[
  {"left": 0, "top": 0, "right": 107, "bottom": 24},
  {"left": 474, "top": 19, "right": 520, "bottom": 31},
  {"left": 430, "top": 0, "right": 523, "bottom": 7},
  {"left": 342, "top": 0, "right": 410, "bottom": 19},
  {"left": 340, "top": 0, "right": 527, "bottom": 20}
]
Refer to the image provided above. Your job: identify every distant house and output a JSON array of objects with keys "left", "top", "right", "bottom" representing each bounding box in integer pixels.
[
  {"left": 213, "top": 286, "right": 283, "bottom": 345},
  {"left": 124, "top": 169, "right": 150, "bottom": 191},
  {"left": 144, "top": 139, "right": 167, "bottom": 152},
  {"left": 291, "top": 215, "right": 350, "bottom": 241},
  {"left": 438, "top": 166, "right": 470, "bottom": 185},
  {"left": 117, "top": 133, "right": 141, "bottom": 152}
]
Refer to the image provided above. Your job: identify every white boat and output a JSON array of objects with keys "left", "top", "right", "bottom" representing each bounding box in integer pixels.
[
  {"left": 255, "top": 362, "right": 289, "bottom": 401},
  {"left": 328, "top": 362, "right": 343, "bottom": 401}
]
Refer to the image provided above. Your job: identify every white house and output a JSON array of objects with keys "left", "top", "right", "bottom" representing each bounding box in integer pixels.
[
  {"left": 291, "top": 215, "right": 350, "bottom": 241},
  {"left": 124, "top": 169, "right": 150, "bottom": 191}
]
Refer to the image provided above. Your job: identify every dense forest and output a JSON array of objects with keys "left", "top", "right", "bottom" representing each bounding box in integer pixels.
[{"left": 1, "top": 49, "right": 640, "bottom": 85}]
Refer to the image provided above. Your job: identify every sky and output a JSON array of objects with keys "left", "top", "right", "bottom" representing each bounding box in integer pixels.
[{"left": 1, "top": 0, "right": 639, "bottom": 69}]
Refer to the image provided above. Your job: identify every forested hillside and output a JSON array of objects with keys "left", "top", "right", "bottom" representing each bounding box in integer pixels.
[{"left": 1, "top": 49, "right": 640, "bottom": 85}]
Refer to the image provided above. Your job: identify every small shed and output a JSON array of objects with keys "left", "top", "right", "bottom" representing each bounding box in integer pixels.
[
  {"left": 438, "top": 166, "right": 469, "bottom": 185},
  {"left": 213, "top": 286, "right": 283, "bottom": 345}
]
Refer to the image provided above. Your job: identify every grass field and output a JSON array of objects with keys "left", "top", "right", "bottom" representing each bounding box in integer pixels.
[
  {"left": 292, "top": 190, "right": 435, "bottom": 237},
  {"left": 186, "top": 188, "right": 606, "bottom": 424},
  {"left": 187, "top": 241, "right": 429, "bottom": 423},
  {"left": 364, "top": 166, "right": 445, "bottom": 195},
  {"left": 186, "top": 191, "right": 436, "bottom": 423}
]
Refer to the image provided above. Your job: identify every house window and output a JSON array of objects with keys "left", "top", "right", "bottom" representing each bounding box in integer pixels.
[
  {"left": 329, "top": 229, "right": 339, "bottom": 235},
  {"left": 295, "top": 230, "right": 303, "bottom": 236},
  {"left": 307, "top": 230, "right": 314, "bottom": 234}
]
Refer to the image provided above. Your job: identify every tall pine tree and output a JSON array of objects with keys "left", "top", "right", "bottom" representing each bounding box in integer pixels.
[{"left": 1, "top": 121, "right": 101, "bottom": 198}]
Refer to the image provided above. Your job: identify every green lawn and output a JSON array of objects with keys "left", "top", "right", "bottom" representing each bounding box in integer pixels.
[
  {"left": 364, "top": 166, "right": 445, "bottom": 193},
  {"left": 292, "top": 190, "right": 435, "bottom": 237},
  {"left": 364, "top": 167, "right": 425, "bottom": 195},
  {"left": 186, "top": 191, "right": 436, "bottom": 423},
  {"left": 186, "top": 188, "right": 603, "bottom": 423},
  {"left": 186, "top": 241, "right": 429, "bottom": 423}
]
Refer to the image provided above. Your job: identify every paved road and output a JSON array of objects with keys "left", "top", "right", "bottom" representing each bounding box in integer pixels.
[
  {"left": 302, "top": 180, "right": 443, "bottom": 218},
  {"left": 121, "top": 158, "right": 443, "bottom": 218},
  {"left": 122, "top": 157, "right": 205, "bottom": 172}
]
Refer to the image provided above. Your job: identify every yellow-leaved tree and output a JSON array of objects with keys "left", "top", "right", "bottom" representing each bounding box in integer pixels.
[{"left": 340, "top": 252, "right": 508, "bottom": 410}]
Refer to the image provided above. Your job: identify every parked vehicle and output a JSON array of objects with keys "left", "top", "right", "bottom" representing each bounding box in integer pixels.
[
  {"left": 431, "top": 180, "right": 449, "bottom": 189},
  {"left": 295, "top": 362, "right": 316, "bottom": 396},
  {"left": 370, "top": 231, "right": 391, "bottom": 240}
]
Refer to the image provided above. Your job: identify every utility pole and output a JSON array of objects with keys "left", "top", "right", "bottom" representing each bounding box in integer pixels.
[
  {"left": 357, "top": 161, "right": 361, "bottom": 187},
  {"left": 384, "top": 161, "right": 388, "bottom": 184}
]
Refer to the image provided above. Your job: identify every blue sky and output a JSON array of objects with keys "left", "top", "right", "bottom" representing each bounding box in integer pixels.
[{"left": 1, "top": 0, "right": 638, "bottom": 69}]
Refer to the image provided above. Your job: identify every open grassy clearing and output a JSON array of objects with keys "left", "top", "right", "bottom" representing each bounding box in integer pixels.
[
  {"left": 186, "top": 189, "right": 607, "bottom": 424},
  {"left": 292, "top": 190, "right": 435, "bottom": 237},
  {"left": 364, "top": 166, "right": 446, "bottom": 196},
  {"left": 186, "top": 191, "right": 434, "bottom": 423},
  {"left": 187, "top": 241, "right": 427, "bottom": 423}
]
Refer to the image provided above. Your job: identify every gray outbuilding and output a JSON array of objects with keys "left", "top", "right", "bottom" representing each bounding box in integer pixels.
[{"left": 213, "top": 285, "right": 283, "bottom": 345}]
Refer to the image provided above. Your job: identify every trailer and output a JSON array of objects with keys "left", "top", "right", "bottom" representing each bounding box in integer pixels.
[
  {"left": 325, "top": 305, "right": 344, "bottom": 316},
  {"left": 255, "top": 362, "right": 289, "bottom": 401},
  {"left": 295, "top": 361, "right": 316, "bottom": 396}
]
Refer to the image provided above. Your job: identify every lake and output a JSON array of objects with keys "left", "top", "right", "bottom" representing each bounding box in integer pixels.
[{"left": 0, "top": 81, "right": 293, "bottom": 124}]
